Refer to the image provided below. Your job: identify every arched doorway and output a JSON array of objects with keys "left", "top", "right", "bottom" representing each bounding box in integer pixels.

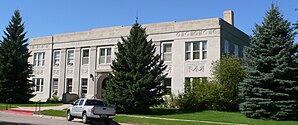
[{"left": 96, "top": 73, "right": 108, "bottom": 99}]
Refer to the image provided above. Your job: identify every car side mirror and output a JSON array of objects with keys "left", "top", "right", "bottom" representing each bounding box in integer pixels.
[{"left": 72, "top": 102, "right": 75, "bottom": 105}]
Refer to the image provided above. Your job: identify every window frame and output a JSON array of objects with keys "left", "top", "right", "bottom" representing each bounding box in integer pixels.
[
  {"left": 67, "top": 49, "right": 75, "bottom": 66},
  {"left": 33, "top": 52, "right": 45, "bottom": 66},
  {"left": 33, "top": 78, "right": 44, "bottom": 92},
  {"left": 161, "top": 42, "right": 173, "bottom": 62},
  {"left": 185, "top": 41, "right": 207, "bottom": 61},
  {"left": 52, "top": 78, "right": 58, "bottom": 94},
  {"left": 81, "top": 78, "right": 88, "bottom": 97},
  {"left": 53, "top": 50, "right": 60, "bottom": 66},
  {"left": 81, "top": 48, "right": 90, "bottom": 65},
  {"left": 98, "top": 47, "right": 112, "bottom": 65},
  {"left": 66, "top": 78, "right": 73, "bottom": 93}
]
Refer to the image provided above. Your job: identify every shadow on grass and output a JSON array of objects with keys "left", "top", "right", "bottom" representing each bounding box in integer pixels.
[{"left": 142, "top": 108, "right": 198, "bottom": 115}]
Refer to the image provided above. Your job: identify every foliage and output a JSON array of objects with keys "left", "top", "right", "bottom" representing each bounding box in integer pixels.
[
  {"left": 175, "top": 79, "right": 221, "bottom": 111},
  {"left": 170, "top": 56, "right": 244, "bottom": 111},
  {"left": 212, "top": 55, "right": 245, "bottom": 111},
  {"left": 0, "top": 10, "right": 34, "bottom": 103},
  {"left": 47, "top": 95, "right": 61, "bottom": 103},
  {"left": 103, "top": 22, "right": 167, "bottom": 114},
  {"left": 239, "top": 4, "right": 298, "bottom": 120}
]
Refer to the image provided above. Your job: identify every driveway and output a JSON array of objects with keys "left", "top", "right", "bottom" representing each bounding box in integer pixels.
[{"left": 0, "top": 112, "right": 133, "bottom": 125}]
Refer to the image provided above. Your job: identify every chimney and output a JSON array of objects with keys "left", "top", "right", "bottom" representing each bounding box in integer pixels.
[{"left": 223, "top": 10, "right": 234, "bottom": 26}]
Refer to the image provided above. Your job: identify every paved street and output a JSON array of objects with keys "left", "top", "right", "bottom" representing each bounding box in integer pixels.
[{"left": 0, "top": 112, "right": 125, "bottom": 125}]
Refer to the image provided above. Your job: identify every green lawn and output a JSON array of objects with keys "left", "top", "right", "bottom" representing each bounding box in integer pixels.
[{"left": 38, "top": 108, "right": 298, "bottom": 125}]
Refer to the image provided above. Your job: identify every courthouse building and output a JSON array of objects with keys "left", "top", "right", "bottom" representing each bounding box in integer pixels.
[{"left": 29, "top": 10, "right": 249, "bottom": 102}]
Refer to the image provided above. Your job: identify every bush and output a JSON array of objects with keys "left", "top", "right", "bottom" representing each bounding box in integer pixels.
[
  {"left": 47, "top": 93, "right": 61, "bottom": 103},
  {"left": 174, "top": 79, "right": 221, "bottom": 111}
]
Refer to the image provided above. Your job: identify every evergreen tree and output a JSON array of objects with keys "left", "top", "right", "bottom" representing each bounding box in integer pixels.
[
  {"left": 103, "top": 22, "right": 167, "bottom": 114},
  {"left": 239, "top": 4, "right": 298, "bottom": 120},
  {"left": 0, "top": 10, "right": 34, "bottom": 103}
]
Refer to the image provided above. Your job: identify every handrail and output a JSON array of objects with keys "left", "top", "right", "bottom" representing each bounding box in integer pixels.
[
  {"left": 5, "top": 98, "right": 12, "bottom": 110},
  {"left": 34, "top": 100, "right": 41, "bottom": 114}
]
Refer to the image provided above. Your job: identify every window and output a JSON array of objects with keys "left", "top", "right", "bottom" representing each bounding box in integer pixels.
[
  {"left": 162, "top": 43, "right": 172, "bottom": 61},
  {"left": 229, "top": 42, "right": 235, "bottom": 54},
  {"left": 234, "top": 44, "right": 239, "bottom": 56},
  {"left": 85, "top": 100, "right": 104, "bottom": 106},
  {"left": 53, "top": 51, "right": 60, "bottom": 66},
  {"left": 185, "top": 77, "right": 207, "bottom": 91},
  {"left": 33, "top": 78, "right": 43, "bottom": 92},
  {"left": 81, "top": 78, "right": 88, "bottom": 97},
  {"left": 66, "top": 79, "right": 72, "bottom": 93},
  {"left": 185, "top": 41, "right": 207, "bottom": 60},
  {"left": 224, "top": 40, "right": 229, "bottom": 54},
  {"left": 67, "top": 50, "right": 74, "bottom": 66},
  {"left": 33, "top": 52, "right": 45, "bottom": 66},
  {"left": 99, "top": 48, "right": 111, "bottom": 64},
  {"left": 78, "top": 99, "right": 84, "bottom": 106},
  {"left": 82, "top": 49, "right": 89, "bottom": 65},
  {"left": 52, "top": 79, "right": 58, "bottom": 94},
  {"left": 163, "top": 78, "right": 171, "bottom": 94}
]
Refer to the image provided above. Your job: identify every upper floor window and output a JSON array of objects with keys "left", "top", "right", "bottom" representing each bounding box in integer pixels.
[
  {"left": 99, "top": 48, "right": 111, "bottom": 64},
  {"left": 67, "top": 50, "right": 74, "bottom": 66},
  {"left": 33, "top": 52, "right": 45, "bottom": 66},
  {"left": 33, "top": 78, "right": 44, "bottom": 92},
  {"left": 82, "top": 49, "right": 89, "bottom": 65},
  {"left": 162, "top": 43, "right": 172, "bottom": 62},
  {"left": 53, "top": 51, "right": 60, "bottom": 66},
  {"left": 185, "top": 41, "right": 207, "bottom": 60}
]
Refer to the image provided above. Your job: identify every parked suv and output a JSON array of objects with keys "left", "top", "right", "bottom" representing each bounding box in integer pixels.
[{"left": 67, "top": 98, "right": 116, "bottom": 125}]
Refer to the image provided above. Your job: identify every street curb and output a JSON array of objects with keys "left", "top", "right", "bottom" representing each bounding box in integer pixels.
[{"left": 32, "top": 114, "right": 66, "bottom": 120}]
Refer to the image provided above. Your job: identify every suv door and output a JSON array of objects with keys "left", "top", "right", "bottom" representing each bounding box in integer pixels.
[
  {"left": 77, "top": 99, "right": 85, "bottom": 117},
  {"left": 72, "top": 99, "right": 83, "bottom": 117}
]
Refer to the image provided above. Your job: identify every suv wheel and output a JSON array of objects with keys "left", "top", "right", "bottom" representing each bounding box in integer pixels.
[
  {"left": 82, "top": 113, "right": 89, "bottom": 124},
  {"left": 67, "top": 111, "right": 73, "bottom": 121}
]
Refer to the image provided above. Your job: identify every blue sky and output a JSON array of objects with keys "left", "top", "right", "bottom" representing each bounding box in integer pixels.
[{"left": 0, "top": 0, "right": 297, "bottom": 40}]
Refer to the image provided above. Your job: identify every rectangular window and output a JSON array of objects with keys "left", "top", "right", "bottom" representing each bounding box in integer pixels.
[
  {"left": 53, "top": 51, "right": 60, "bottom": 66},
  {"left": 185, "top": 41, "right": 207, "bottom": 60},
  {"left": 224, "top": 40, "right": 229, "bottom": 54},
  {"left": 185, "top": 77, "right": 207, "bottom": 91},
  {"left": 229, "top": 42, "right": 235, "bottom": 54},
  {"left": 33, "top": 78, "right": 43, "bottom": 92},
  {"left": 66, "top": 78, "right": 72, "bottom": 93},
  {"left": 82, "top": 49, "right": 89, "bottom": 65},
  {"left": 163, "top": 78, "right": 171, "bottom": 94},
  {"left": 67, "top": 50, "right": 74, "bottom": 66},
  {"left": 33, "top": 52, "right": 45, "bottom": 66},
  {"left": 81, "top": 78, "right": 88, "bottom": 97},
  {"left": 234, "top": 44, "right": 239, "bottom": 56},
  {"left": 99, "top": 48, "right": 111, "bottom": 64},
  {"left": 162, "top": 43, "right": 172, "bottom": 62},
  {"left": 52, "top": 78, "right": 58, "bottom": 94}
]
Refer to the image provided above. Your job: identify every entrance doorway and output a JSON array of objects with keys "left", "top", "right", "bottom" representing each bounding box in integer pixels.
[{"left": 96, "top": 73, "right": 108, "bottom": 99}]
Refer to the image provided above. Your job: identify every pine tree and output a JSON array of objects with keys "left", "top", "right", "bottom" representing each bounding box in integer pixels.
[
  {"left": 0, "top": 10, "right": 34, "bottom": 103},
  {"left": 239, "top": 4, "right": 298, "bottom": 120},
  {"left": 103, "top": 21, "right": 167, "bottom": 114}
]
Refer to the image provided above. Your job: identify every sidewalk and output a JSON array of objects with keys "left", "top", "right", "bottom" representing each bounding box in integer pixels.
[{"left": 12, "top": 104, "right": 72, "bottom": 111}]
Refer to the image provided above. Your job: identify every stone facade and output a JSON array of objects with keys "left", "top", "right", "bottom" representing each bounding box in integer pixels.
[{"left": 29, "top": 10, "right": 249, "bottom": 102}]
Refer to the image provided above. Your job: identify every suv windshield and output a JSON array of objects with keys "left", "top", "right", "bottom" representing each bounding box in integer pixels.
[{"left": 85, "top": 100, "right": 104, "bottom": 106}]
